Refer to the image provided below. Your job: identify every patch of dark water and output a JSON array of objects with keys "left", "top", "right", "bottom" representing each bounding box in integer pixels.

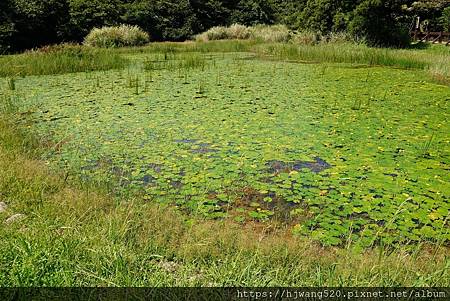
[
  {"left": 45, "top": 116, "right": 69, "bottom": 122},
  {"left": 191, "top": 147, "right": 218, "bottom": 154},
  {"left": 174, "top": 139, "right": 219, "bottom": 154},
  {"left": 266, "top": 157, "right": 331, "bottom": 174},
  {"left": 227, "top": 187, "right": 305, "bottom": 223},
  {"left": 171, "top": 180, "right": 183, "bottom": 189},
  {"left": 110, "top": 166, "right": 129, "bottom": 178},
  {"left": 142, "top": 174, "right": 155, "bottom": 185},
  {"left": 175, "top": 139, "right": 198, "bottom": 144},
  {"left": 191, "top": 142, "right": 218, "bottom": 154},
  {"left": 263, "top": 198, "right": 299, "bottom": 222},
  {"left": 144, "top": 163, "right": 163, "bottom": 173},
  {"left": 384, "top": 173, "right": 398, "bottom": 178}
]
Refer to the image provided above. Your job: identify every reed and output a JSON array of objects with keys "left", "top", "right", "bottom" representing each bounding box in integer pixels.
[{"left": 0, "top": 44, "right": 128, "bottom": 77}]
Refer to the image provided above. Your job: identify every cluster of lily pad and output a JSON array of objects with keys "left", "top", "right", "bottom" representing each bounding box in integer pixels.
[{"left": 7, "top": 52, "right": 449, "bottom": 247}]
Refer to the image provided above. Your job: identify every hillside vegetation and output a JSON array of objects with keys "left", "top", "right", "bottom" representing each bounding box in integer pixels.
[{"left": 1, "top": 0, "right": 450, "bottom": 53}]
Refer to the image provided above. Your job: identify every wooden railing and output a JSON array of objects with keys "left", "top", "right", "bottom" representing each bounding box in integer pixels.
[{"left": 410, "top": 30, "right": 450, "bottom": 45}]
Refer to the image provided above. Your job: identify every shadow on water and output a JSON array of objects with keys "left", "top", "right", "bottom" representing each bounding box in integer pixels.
[
  {"left": 174, "top": 139, "right": 219, "bottom": 154},
  {"left": 267, "top": 157, "right": 331, "bottom": 174}
]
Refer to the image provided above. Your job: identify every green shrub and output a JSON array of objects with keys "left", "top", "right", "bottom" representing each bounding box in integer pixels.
[
  {"left": 196, "top": 24, "right": 251, "bottom": 42},
  {"left": 196, "top": 24, "right": 291, "bottom": 43},
  {"left": 250, "top": 24, "right": 291, "bottom": 43},
  {"left": 196, "top": 26, "right": 229, "bottom": 42},
  {"left": 228, "top": 24, "right": 253, "bottom": 40},
  {"left": 83, "top": 25, "right": 150, "bottom": 48},
  {"left": 321, "top": 31, "right": 354, "bottom": 45},
  {"left": 290, "top": 30, "right": 320, "bottom": 45},
  {"left": 196, "top": 24, "right": 351, "bottom": 45}
]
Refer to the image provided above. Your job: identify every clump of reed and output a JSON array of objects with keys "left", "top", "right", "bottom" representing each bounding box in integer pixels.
[
  {"left": 196, "top": 24, "right": 291, "bottom": 43},
  {"left": 290, "top": 30, "right": 320, "bottom": 45},
  {"left": 84, "top": 25, "right": 150, "bottom": 48},
  {"left": 427, "top": 56, "right": 450, "bottom": 85},
  {"left": 7, "top": 78, "right": 15, "bottom": 90},
  {"left": 251, "top": 24, "right": 292, "bottom": 43},
  {"left": 144, "top": 53, "right": 207, "bottom": 72},
  {"left": 195, "top": 24, "right": 351, "bottom": 45},
  {"left": 0, "top": 44, "right": 128, "bottom": 77},
  {"left": 252, "top": 42, "right": 429, "bottom": 70},
  {"left": 196, "top": 24, "right": 250, "bottom": 42},
  {"left": 0, "top": 94, "right": 18, "bottom": 114}
]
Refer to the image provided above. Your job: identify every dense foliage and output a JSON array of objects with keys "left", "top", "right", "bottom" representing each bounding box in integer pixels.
[{"left": 1, "top": 0, "right": 449, "bottom": 52}]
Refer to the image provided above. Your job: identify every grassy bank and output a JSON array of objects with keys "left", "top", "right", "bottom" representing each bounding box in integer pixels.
[
  {"left": 0, "top": 110, "right": 449, "bottom": 286},
  {"left": 0, "top": 41, "right": 448, "bottom": 83},
  {"left": 252, "top": 43, "right": 450, "bottom": 83},
  {"left": 0, "top": 45, "right": 127, "bottom": 77},
  {"left": 118, "top": 40, "right": 450, "bottom": 84}
]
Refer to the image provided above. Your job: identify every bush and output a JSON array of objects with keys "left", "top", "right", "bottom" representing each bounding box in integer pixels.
[
  {"left": 83, "top": 25, "right": 150, "bottom": 48},
  {"left": 196, "top": 26, "right": 228, "bottom": 42},
  {"left": 66, "top": 0, "right": 124, "bottom": 42},
  {"left": 196, "top": 24, "right": 291, "bottom": 43},
  {"left": 291, "top": 30, "right": 320, "bottom": 45},
  {"left": 251, "top": 24, "right": 291, "bottom": 43},
  {"left": 228, "top": 24, "right": 253, "bottom": 40},
  {"left": 321, "top": 31, "right": 354, "bottom": 44},
  {"left": 196, "top": 24, "right": 251, "bottom": 42}
]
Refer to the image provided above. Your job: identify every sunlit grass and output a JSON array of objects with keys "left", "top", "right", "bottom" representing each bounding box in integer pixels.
[
  {"left": 0, "top": 44, "right": 128, "bottom": 77},
  {"left": 117, "top": 41, "right": 449, "bottom": 84}
]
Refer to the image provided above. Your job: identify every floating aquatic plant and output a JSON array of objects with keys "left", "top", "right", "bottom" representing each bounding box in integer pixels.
[{"left": 14, "top": 52, "right": 450, "bottom": 247}]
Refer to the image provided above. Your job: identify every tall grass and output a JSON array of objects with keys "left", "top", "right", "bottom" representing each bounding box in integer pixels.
[
  {"left": 144, "top": 52, "right": 207, "bottom": 72},
  {"left": 84, "top": 25, "right": 150, "bottom": 48},
  {"left": 196, "top": 24, "right": 291, "bottom": 43},
  {"left": 116, "top": 40, "right": 258, "bottom": 55},
  {"left": 251, "top": 24, "right": 292, "bottom": 43},
  {"left": 196, "top": 24, "right": 250, "bottom": 42},
  {"left": 252, "top": 42, "right": 450, "bottom": 83},
  {"left": 253, "top": 43, "right": 428, "bottom": 69},
  {"left": 290, "top": 30, "right": 320, "bottom": 45},
  {"left": 427, "top": 56, "right": 450, "bottom": 83},
  {"left": 115, "top": 39, "right": 449, "bottom": 83},
  {"left": 0, "top": 44, "right": 128, "bottom": 77},
  {"left": 191, "top": 24, "right": 449, "bottom": 83}
]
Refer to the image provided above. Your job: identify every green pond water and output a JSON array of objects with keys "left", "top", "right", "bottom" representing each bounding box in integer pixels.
[{"left": 5, "top": 53, "right": 450, "bottom": 246}]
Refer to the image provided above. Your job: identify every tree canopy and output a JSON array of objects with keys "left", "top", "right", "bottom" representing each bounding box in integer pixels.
[{"left": 1, "top": 0, "right": 449, "bottom": 53}]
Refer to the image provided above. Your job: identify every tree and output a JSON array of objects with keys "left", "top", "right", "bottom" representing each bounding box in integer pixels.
[
  {"left": 268, "top": 0, "right": 307, "bottom": 29},
  {"left": 230, "top": 0, "right": 275, "bottom": 25},
  {"left": 299, "top": 0, "right": 339, "bottom": 33},
  {"left": 405, "top": 0, "right": 450, "bottom": 31},
  {"left": 9, "top": 0, "right": 70, "bottom": 51},
  {"left": 190, "top": 0, "right": 231, "bottom": 30},
  {"left": 292, "top": 0, "right": 357, "bottom": 34},
  {"left": 349, "top": 0, "right": 411, "bottom": 47},
  {"left": 439, "top": 6, "right": 450, "bottom": 31},
  {"left": 66, "top": 0, "right": 124, "bottom": 42},
  {"left": 124, "top": 0, "right": 232, "bottom": 41},
  {"left": 0, "top": 0, "right": 15, "bottom": 53}
]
